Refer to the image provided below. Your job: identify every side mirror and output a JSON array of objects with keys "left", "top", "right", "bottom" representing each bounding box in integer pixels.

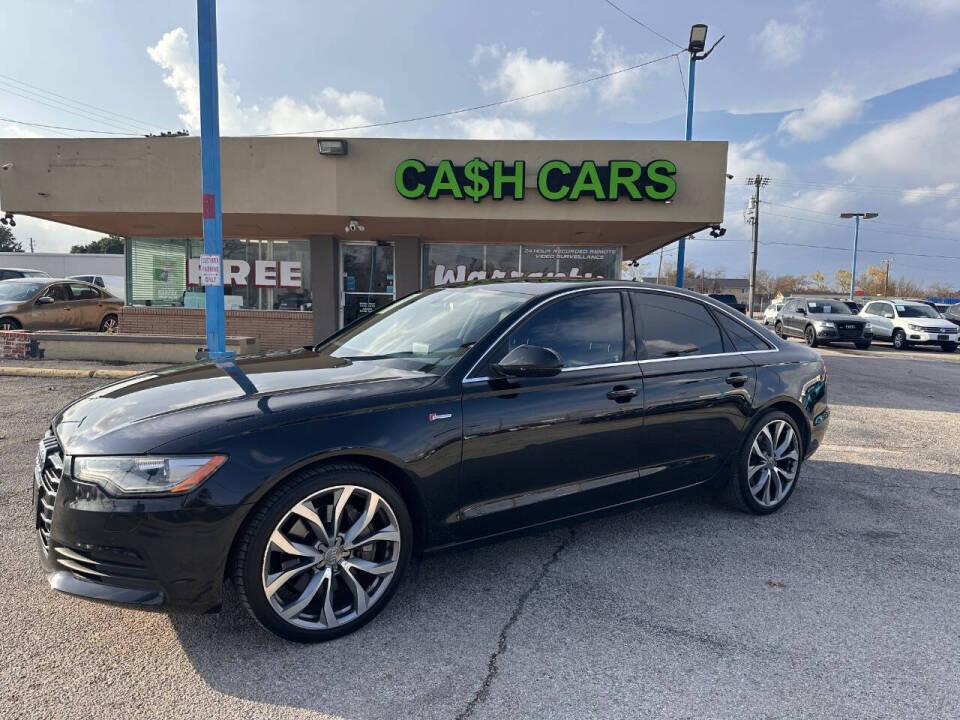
[
  {"left": 797, "top": 307, "right": 806, "bottom": 315},
  {"left": 883, "top": 312, "right": 894, "bottom": 319},
  {"left": 490, "top": 344, "right": 563, "bottom": 379},
  {"left": 36, "top": 295, "right": 55, "bottom": 305}
]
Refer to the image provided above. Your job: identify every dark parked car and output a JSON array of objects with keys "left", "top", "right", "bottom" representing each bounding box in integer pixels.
[
  {"left": 944, "top": 303, "right": 960, "bottom": 325},
  {"left": 0, "top": 278, "right": 122, "bottom": 332},
  {"left": 775, "top": 297, "right": 872, "bottom": 349},
  {"left": 35, "top": 281, "right": 828, "bottom": 642},
  {"left": 842, "top": 300, "right": 862, "bottom": 314},
  {"left": 708, "top": 293, "right": 748, "bottom": 314},
  {"left": 0, "top": 267, "right": 50, "bottom": 280}
]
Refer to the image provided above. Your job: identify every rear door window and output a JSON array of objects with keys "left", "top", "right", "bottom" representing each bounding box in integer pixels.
[
  {"left": 632, "top": 292, "right": 725, "bottom": 360},
  {"left": 69, "top": 283, "right": 100, "bottom": 300}
]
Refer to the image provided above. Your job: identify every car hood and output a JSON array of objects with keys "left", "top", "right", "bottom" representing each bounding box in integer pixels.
[
  {"left": 900, "top": 317, "right": 957, "bottom": 328},
  {"left": 0, "top": 301, "right": 22, "bottom": 313},
  {"left": 54, "top": 349, "right": 439, "bottom": 454},
  {"left": 808, "top": 313, "right": 863, "bottom": 322}
]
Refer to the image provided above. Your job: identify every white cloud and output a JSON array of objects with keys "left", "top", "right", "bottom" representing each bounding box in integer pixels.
[
  {"left": 147, "top": 27, "right": 386, "bottom": 136},
  {"left": 450, "top": 117, "right": 538, "bottom": 140},
  {"left": 885, "top": 0, "right": 960, "bottom": 15},
  {"left": 900, "top": 182, "right": 960, "bottom": 208},
  {"left": 826, "top": 95, "right": 960, "bottom": 184},
  {"left": 479, "top": 47, "right": 586, "bottom": 115},
  {"left": 778, "top": 90, "right": 863, "bottom": 141},
  {"left": 3, "top": 216, "right": 102, "bottom": 254},
  {"left": 726, "top": 137, "right": 789, "bottom": 180},
  {"left": 588, "top": 28, "right": 670, "bottom": 105},
  {"left": 0, "top": 124, "right": 43, "bottom": 138},
  {"left": 750, "top": 19, "right": 807, "bottom": 65}
]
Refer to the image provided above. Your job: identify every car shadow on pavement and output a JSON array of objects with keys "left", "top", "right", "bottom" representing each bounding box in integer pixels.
[{"left": 167, "top": 460, "right": 960, "bottom": 719}]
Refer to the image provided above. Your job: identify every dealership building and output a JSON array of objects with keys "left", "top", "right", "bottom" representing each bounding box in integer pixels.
[{"left": 0, "top": 137, "right": 728, "bottom": 350}]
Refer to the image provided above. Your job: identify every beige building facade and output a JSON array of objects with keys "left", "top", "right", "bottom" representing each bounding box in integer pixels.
[{"left": 0, "top": 136, "right": 728, "bottom": 347}]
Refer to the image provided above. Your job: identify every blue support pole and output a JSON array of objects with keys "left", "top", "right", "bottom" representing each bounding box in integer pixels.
[
  {"left": 676, "top": 53, "right": 696, "bottom": 288},
  {"left": 197, "top": 0, "right": 231, "bottom": 361},
  {"left": 849, "top": 214, "right": 860, "bottom": 301}
]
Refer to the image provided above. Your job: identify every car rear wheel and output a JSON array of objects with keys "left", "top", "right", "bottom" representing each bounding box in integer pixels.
[
  {"left": 892, "top": 329, "right": 908, "bottom": 350},
  {"left": 804, "top": 326, "right": 819, "bottom": 347},
  {"left": 725, "top": 411, "right": 802, "bottom": 515},
  {"left": 231, "top": 462, "right": 412, "bottom": 642},
  {"left": 942, "top": 342, "right": 958, "bottom": 353},
  {"left": 0, "top": 317, "right": 21, "bottom": 331},
  {"left": 98, "top": 314, "right": 118, "bottom": 333}
]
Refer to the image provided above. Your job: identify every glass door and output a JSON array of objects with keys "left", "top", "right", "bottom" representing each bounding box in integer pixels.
[{"left": 340, "top": 242, "right": 395, "bottom": 326}]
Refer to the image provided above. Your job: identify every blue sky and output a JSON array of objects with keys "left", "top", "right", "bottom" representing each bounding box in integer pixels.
[{"left": 2, "top": 0, "right": 959, "bottom": 287}]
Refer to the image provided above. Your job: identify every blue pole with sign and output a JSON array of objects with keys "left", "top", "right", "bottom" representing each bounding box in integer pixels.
[
  {"left": 197, "top": 0, "right": 231, "bottom": 360},
  {"left": 676, "top": 53, "right": 696, "bottom": 288}
]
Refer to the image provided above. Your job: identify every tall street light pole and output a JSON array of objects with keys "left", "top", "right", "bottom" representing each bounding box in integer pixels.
[
  {"left": 676, "top": 24, "right": 723, "bottom": 288},
  {"left": 839, "top": 212, "right": 878, "bottom": 300}
]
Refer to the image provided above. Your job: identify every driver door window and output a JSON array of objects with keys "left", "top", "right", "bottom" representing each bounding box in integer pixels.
[
  {"left": 498, "top": 291, "right": 625, "bottom": 370},
  {"left": 34, "top": 283, "right": 70, "bottom": 329}
]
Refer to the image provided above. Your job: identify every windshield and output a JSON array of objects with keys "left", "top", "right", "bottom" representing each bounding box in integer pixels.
[
  {"left": 0, "top": 282, "right": 44, "bottom": 302},
  {"left": 896, "top": 303, "right": 940, "bottom": 318},
  {"left": 804, "top": 300, "right": 851, "bottom": 314},
  {"left": 320, "top": 286, "right": 529, "bottom": 373},
  {"left": 21, "top": 270, "right": 49, "bottom": 277}
]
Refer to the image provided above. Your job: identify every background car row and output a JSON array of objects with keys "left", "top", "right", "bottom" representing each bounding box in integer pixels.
[{"left": 763, "top": 296, "right": 959, "bottom": 352}]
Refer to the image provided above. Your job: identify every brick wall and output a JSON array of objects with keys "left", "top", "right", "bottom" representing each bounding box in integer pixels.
[
  {"left": 0, "top": 331, "right": 38, "bottom": 360},
  {"left": 118, "top": 307, "right": 314, "bottom": 352}
]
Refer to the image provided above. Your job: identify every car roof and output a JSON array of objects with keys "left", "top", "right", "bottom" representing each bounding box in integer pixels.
[
  {"left": 0, "top": 267, "right": 46, "bottom": 272},
  {"left": 1, "top": 277, "right": 92, "bottom": 284},
  {"left": 437, "top": 278, "right": 721, "bottom": 302}
]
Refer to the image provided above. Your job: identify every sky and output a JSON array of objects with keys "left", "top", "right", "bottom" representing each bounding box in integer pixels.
[{"left": 1, "top": 0, "right": 959, "bottom": 288}]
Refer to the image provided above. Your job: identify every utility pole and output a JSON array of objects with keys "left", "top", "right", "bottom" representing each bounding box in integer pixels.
[
  {"left": 745, "top": 175, "right": 769, "bottom": 319},
  {"left": 656, "top": 247, "right": 664, "bottom": 284},
  {"left": 882, "top": 258, "right": 893, "bottom": 296},
  {"left": 676, "top": 24, "right": 723, "bottom": 288},
  {"left": 28, "top": 237, "right": 34, "bottom": 253}
]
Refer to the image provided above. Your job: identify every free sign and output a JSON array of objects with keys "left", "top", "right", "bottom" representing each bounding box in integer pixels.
[{"left": 188, "top": 258, "right": 303, "bottom": 288}]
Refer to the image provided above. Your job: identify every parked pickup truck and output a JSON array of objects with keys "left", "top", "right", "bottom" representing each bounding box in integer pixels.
[{"left": 708, "top": 293, "right": 748, "bottom": 314}]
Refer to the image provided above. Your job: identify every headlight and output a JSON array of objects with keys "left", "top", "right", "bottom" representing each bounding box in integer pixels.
[
  {"left": 907, "top": 323, "right": 924, "bottom": 331},
  {"left": 73, "top": 455, "right": 227, "bottom": 495},
  {"left": 863, "top": 322, "right": 872, "bottom": 330},
  {"left": 814, "top": 321, "right": 835, "bottom": 329}
]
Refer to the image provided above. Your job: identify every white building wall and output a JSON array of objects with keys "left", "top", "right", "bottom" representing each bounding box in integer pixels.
[{"left": 0, "top": 252, "right": 123, "bottom": 278}]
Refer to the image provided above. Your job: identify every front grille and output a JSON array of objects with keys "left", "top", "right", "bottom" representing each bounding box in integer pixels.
[
  {"left": 928, "top": 327, "right": 957, "bottom": 334},
  {"left": 36, "top": 432, "right": 63, "bottom": 553},
  {"left": 836, "top": 323, "right": 863, "bottom": 338}
]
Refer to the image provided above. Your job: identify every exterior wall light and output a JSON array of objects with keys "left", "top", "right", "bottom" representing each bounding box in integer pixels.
[{"left": 317, "top": 139, "right": 348, "bottom": 156}]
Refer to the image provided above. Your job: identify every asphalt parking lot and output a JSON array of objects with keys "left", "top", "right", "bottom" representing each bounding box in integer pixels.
[{"left": 2, "top": 347, "right": 959, "bottom": 720}]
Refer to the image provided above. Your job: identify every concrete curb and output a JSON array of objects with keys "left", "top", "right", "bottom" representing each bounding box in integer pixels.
[{"left": 0, "top": 366, "right": 142, "bottom": 380}]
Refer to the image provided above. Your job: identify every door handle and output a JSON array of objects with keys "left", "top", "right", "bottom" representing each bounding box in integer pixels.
[
  {"left": 725, "top": 372, "right": 748, "bottom": 387},
  {"left": 606, "top": 386, "right": 637, "bottom": 402}
]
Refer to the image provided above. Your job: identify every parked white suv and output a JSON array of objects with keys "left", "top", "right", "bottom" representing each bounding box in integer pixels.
[
  {"left": 762, "top": 301, "right": 784, "bottom": 325},
  {"left": 860, "top": 299, "right": 959, "bottom": 352}
]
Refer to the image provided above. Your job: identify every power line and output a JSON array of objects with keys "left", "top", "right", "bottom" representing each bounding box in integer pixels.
[
  {"left": 0, "top": 72, "right": 164, "bottom": 132},
  {"left": 600, "top": 0, "right": 685, "bottom": 49},
  {"left": 0, "top": 116, "right": 135, "bottom": 135},
  {"left": 760, "top": 201, "right": 960, "bottom": 242},
  {"left": 767, "top": 177, "right": 960, "bottom": 203},
  {"left": 760, "top": 206, "right": 960, "bottom": 244},
  {"left": 255, "top": 51, "right": 681, "bottom": 137},
  {"left": 0, "top": 84, "right": 146, "bottom": 135}
]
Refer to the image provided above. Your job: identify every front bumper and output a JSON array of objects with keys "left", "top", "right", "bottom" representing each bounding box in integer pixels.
[
  {"left": 35, "top": 469, "right": 249, "bottom": 614},
  {"left": 904, "top": 329, "right": 958, "bottom": 344},
  {"left": 814, "top": 326, "right": 872, "bottom": 342}
]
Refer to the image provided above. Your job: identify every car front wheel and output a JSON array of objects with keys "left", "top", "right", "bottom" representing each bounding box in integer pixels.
[
  {"left": 725, "top": 411, "right": 802, "bottom": 515},
  {"left": 232, "top": 462, "right": 412, "bottom": 642},
  {"left": 892, "top": 329, "right": 908, "bottom": 350},
  {"left": 804, "top": 326, "right": 819, "bottom": 347},
  {"left": 0, "top": 317, "right": 21, "bottom": 331}
]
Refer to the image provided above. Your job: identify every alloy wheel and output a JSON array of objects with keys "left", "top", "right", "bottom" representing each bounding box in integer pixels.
[
  {"left": 100, "top": 315, "right": 118, "bottom": 333},
  {"left": 0, "top": 320, "right": 19, "bottom": 331},
  {"left": 261, "top": 485, "right": 401, "bottom": 630},
  {"left": 747, "top": 419, "right": 799, "bottom": 508}
]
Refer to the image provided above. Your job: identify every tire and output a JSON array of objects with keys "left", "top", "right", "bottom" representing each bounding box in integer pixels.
[
  {"left": 892, "top": 329, "right": 908, "bottom": 350},
  {"left": 724, "top": 410, "right": 803, "bottom": 515},
  {"left": 855, "top": 341, "right": 871, "bottom": 350},
  {"left": 231, "top": 462, "right": 412, "bottom": 642},
  {"left": 98, "top": 314, "right": 118, "bottom": 333},
  {"left": 0, "top": 317, "right": 21, "bottom": 331},
  {"left": 774, "top": 321, "right": 785, "bottom": 339},
  {"left": 804, "top": 325, "right": 819, "bottom": 347},
  {"left": 942, "top": 342, "right": 958, "bottom": 353}
]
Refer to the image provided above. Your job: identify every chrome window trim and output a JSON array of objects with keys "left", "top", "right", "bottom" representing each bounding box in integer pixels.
[{"left": 461, "top": 284, "right": 779, "bottom": 385}]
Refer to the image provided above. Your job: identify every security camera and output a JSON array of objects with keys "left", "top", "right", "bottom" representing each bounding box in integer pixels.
[
  {"left": 0, "top": 163, "right": 13, "bottom": 171},
  {"left": 726, "top": 173, "right": 734, "bottom": 180},
  {"left": 344, "top": 219, "right": 365, "bottom": 233}
]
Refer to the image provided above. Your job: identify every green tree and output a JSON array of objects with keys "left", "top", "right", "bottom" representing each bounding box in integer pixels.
[
  {"left": 0, "top": 225, "right": 23, "bottom": 252},
  {"left": 70, "top": 235, "right": 125, "bottom": 254}
]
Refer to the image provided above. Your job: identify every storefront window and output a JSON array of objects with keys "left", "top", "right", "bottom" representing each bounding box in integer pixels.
[
  {"left": 127, "top": 237, "right": 312, "bottom": 311},
  {"left": 422, "top": 243, "right": 619, "bottom": 288}
]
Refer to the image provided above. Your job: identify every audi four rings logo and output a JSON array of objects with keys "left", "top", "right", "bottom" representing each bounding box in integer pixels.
[{"left": 428, "top": 413, "right": 452, "bottom": 422}]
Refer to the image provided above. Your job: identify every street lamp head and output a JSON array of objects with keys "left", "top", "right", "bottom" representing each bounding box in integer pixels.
[
  {"left": 839, "top": 212, "right": 879, "bottom": 219},
  {"left": 689, "top": 24, "right": 708, "bottom": 53},
  {"left": 864, "top": 212, "right": 879, "bottom": 219}
]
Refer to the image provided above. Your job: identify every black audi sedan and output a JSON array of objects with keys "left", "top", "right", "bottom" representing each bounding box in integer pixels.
[{"left": 34, "top": 281, "right": 828, "bottom": 642}]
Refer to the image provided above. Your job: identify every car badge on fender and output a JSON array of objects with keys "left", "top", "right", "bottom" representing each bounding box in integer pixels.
[{"left": 428, "top": 412, "right": 452, "bottom": 422}]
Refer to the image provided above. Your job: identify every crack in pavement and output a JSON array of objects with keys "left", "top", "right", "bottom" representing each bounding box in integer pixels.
[{"left": 454, "top": 527, "right": 575, "bottom": 720}]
